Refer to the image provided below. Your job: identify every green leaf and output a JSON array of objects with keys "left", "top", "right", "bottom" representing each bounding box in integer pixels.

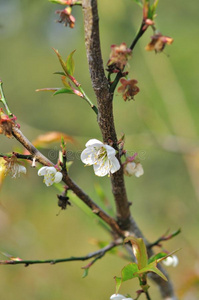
[
  {"left": 36, "top": 88, "right": 59, "bottom": 93},
  {"left": 82, "top": 268, "right": 89, "bottom": 278},
  {"left": 151, "top": 0, "right": 159, "bottom": 16},
  {"left": 61, "top": 76, "right": 72, "bottom": 88},
  {"left": 53, "top": 87, "right": 75, "bottom": 96},
  {"left": 66, "top": 50, "right": 76, "bottom": 76},
  {"left": 136, "top": 261, "right": 168, "bottom": 281},
  {"left": 146, "top": 265, "right": 167, "bottom": 281},
  {"left": 156, "top": 248, "right": 181, "bottom": 264},
  {"left": 121, "top": 263, "right": 139, "bottom": 281},
  {"left": 132, "top": 0, "right": 143, "bottom": 7},
  {"left": 114, "top": 263, "right": 139, "bottom": 294},
  {"left": 49, "top": 0, "right": 67, "bottom": 4},
  {"left": 148, "top": 252, "right": 167, "bottom": 264},
  {"left": 124, "top": 237, "right": 148, "bottom": 269},
  {"left": 114, "top": 276, "right": 122, "bottom": 294},
  {"left": 170, "top": 228, "right": 181, "bottom": 238},
  {"left": 53, "top": 48, "right": 69, "bottom": 76},
  {"left": 54, "top": 71, "right": 66, "bottom": 76}
]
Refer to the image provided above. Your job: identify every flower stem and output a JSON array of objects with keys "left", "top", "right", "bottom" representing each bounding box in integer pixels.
[
  {"left": 78, "top": 85, "right": 98, "bottom": 115},
  {"left": 145, "top": 291, "right": 151, "bottom": 300},
  {"left": 0, "top": 80, "right": 13, "bottom": 117},
  {"left": 129, "top": 20, "right": 147, "bottom": 51},
  {"left": 109, "top": 20, "right": 148, "bottom": 94},
  {"left": 69, "top": 73, "right": 98, "bottom": 115}
]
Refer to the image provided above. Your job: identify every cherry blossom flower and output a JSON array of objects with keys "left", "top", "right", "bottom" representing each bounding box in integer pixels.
[
  {"left": 38, "top": 166, "right": 63, "bottom": 187},
  {"left": 3, "top": 155, "right": 26, "bottom": 178},
  {"left": 107, "top": 43, "right": 132, "bottom": 72},
  {"left": 124, "top": 162, "right": 144, "bottom": 178},
  {"left": 0, "top": 109, "right": 15, "bottom": 138},
  {"left": 55, "top": 7, "right": 75, "bottom": 28},
  {"left": 117, "top": 78, "right": 139, "bottom": 101},
  {"left": 145, "top": 33, "right": 173, "bottom": 53},
  {"left": 81, "top": 139, "right": 120, "bottom": 177},
  {"left": 162, "top": 255, "right": 178, "bottom": 267},
  {"left": 110, "top": 294, "right": 134, "bottom": 300}
]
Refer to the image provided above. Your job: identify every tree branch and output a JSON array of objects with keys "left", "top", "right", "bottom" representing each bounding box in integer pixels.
[
  {"left": 82, "top": 1, "right": 178, "bottom": 299},
  {"left": 0, "top": 240, "right": 122, "bottom": 266},
  {"left": 11, "top": 125, "right": 124, "bottom": 237},
  {"left": 82, "top": 0, "right": 131, "bottom": 229}
]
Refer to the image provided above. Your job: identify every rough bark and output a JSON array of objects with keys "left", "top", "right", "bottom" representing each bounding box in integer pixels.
[{"left": 82, "top": 1, "right": 178, "bottom": 299}]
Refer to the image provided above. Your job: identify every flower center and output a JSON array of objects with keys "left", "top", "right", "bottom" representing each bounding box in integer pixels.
[{"left": 95, "top": 147, "right": 107, "bottom": 162}]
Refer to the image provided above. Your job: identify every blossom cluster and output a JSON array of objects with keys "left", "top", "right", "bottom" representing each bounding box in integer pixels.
[{"left": 1, "top": 139, "right": 144, "bottom": 186}]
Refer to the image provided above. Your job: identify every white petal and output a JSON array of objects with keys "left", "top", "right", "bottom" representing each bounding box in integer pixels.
[
  {"left": 46, "top": 166, "right": 57, "bottom": 174},
  {"left": 135, "top": 163, "right": 144, "bottom": 177},
  {"left": 54, "top": 171, "right": 63, "bottom": 183},
  {"left": 162, "top": 256, "right": 173, "bottom": 266},
  {"left": 172, "top": 255, "right": 178, "bottom": 267},
  {"left": 110, "top": 294, "right": 126, "bottom": 300},
  {"left": 80, "top": 148, "right": 96, "bottom": 165},
  {"left": 38, "top": 166, "right": 48, "bottom": 176},
  {"left": 44, "top": 176, "right": 54, "bottom": 187},
  {"left": 93, "top": 162, "right": 109, "bottom": 177},
  {"left": 18, "top": 165, "right": 27, "bottom": 174},
  {"left": 110, "top": 157, "right": 120, "bottom": 174},
  {"left": 105, "top": 144, "right": 116, "bottom": 157},
  {"left": 85, "top": 139, "right": 103, "bottom": 147}
]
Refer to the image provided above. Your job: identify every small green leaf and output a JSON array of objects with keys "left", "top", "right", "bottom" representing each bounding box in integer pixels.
[
  {"left": 121, "top": 263, "right": 139, "bottom": 281},
  {"left": 151, "top": 0, "right": 159, "bottom": 16},
  {"left": 49, "top": 0, "right": 67, "bottom": 5},
  {"left": 124, "top": 237, "right": 148, "bottom": 269},
  {"left": 136, "top": 261, "right": 168, "bottom": 282},
  {"left": 82, "top": 268, "right": 89, "bottom": 278},
  {"left": 148, "top": 252, "right": 167, "bottom": 264},
  {"left": 170, "top": 228, "right": 181, "bottom": 238},
  {"left": 114, "top": 263, "right": 139, "bottom": 294},
  {"left": 36, "top": 88, "right": 59, "bottom": 93},
  {"left": 146, "top": 265, "right": 167, "bottom": 282},
  {"left": 61, "top": 76, "right": 72, "bottom": 88},
  {"left": 53, "top": 48, "right": 68, "bottom": 76},
  {"left": 54, "top": 71, "right": 66, "bottom": 76},
  {"left": 156, "top": 248, "right": 181, "bottom": 264},
  {"left": 66, "top": 50, "right": 76, "bottom": 76},
  {"left": 132, "top": 0, "right": 143, "bottom": 7},
  {"left": 53, "top": 87, "right": 75, "bottom": 96},
  {"left": 114, "top": 276, "right": 122, "bottom": 294}
]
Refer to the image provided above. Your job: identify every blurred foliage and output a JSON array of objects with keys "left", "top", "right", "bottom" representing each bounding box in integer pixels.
[{"left": 0, "top": 0, "right": 199, "bottom": 299}]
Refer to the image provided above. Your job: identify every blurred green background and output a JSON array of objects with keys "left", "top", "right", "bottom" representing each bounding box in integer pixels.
[{"left": 0, "top": 0, "right": 199, "bottom": 299}]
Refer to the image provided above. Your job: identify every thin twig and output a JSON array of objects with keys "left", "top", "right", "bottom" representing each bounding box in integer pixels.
[
  {"left": 0, "top": 240, "right": 122, "bottom": 266},
  {"left": 0, "top": 152, "right": 33, "bottom": 161},
  {"left": 148, "top": 229, "right": 181, "bottom": 249},
  {"left": 109, "top": 20, "right": 148, "bottom": 94}
]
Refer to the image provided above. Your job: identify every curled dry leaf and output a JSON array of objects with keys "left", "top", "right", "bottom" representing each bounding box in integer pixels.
[{"left": 32, "top": 131, "right": 76, "bottom": 148}]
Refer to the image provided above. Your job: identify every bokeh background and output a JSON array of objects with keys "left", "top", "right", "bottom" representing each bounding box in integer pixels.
[{"left": 0, "top": 0, "right": 199, "bottom": 299}]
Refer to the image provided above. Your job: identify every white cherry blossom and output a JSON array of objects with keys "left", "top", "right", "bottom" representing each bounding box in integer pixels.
[
  {"left": 38, "top": 166, "right": 63, "bottom": 187},
  {"left": 81, "top": 139, "right": 120, "bottom": 177},
  {"left": 3, "top": 157, "right": 27, "bottom": 178},
  {"left": 162, "top": 255, "right": 178, "bottom": 267},
  {"left": 124, "top": 161, "right": 144, "bottom": 178}
]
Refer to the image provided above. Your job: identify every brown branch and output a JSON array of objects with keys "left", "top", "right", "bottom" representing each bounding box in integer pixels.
[
  {"left": 0, "top": 239, "right": 122, "bottom": 266},
  {"left": 82, "top": 1, "right": 178, "bottom": 299},
  {"left": 82, "top": 0, "right": 131, "bottom": 229},
  {"left": 11, "top": 125, "right": 124, "bottom": 237}
]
